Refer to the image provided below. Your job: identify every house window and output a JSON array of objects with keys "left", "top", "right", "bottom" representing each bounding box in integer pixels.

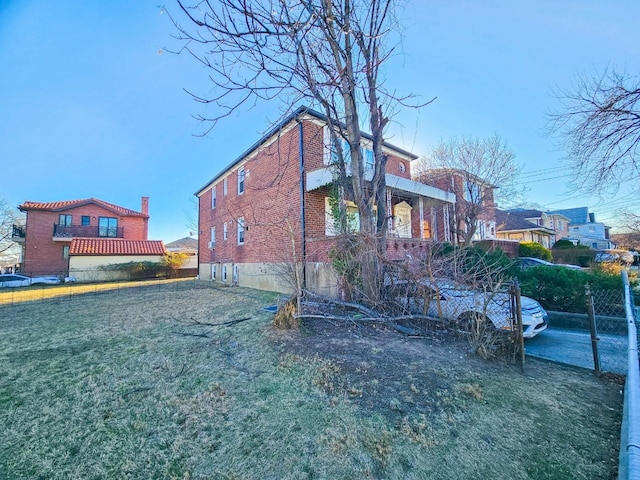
[
  {"left": 211, "top": 186, "right": 217, "bottom": 209},
  {"left": 324, "top": 197, "right": 361, "bottom": 236},
  {"left": 223, "top": 222, "right": 228, "bottom": 241},
  {"left": 588, "top": 225, "right": 596, "bottom": 232},
  {"left": 81, "top": 216, "right": 90, "bottom": 226},
  {"left": 238, "top": 166, "right": 245, "bottom": 195},
  {"left": 573, "top": 226, "right": 579, "bottom": 232},
  {"left": 363, "top": 147, "right": 374, "bottom": 170},
  {"left": 210, "top": 227, "right": 216, "bottom": 248},
  {"left": 233, "top": 264, "right": 239, "bottom": 284},
  {"left": 222, "top": 265, "right": 228, "bottom": 282},
  {"left": 223, "top": 178, "right": 228, "bottom": 196},
  {"left": 237, "top": 217, "right": 245, "bottom": 245},
  {"left": 212, "top": 264, "right": 216, "bottom": 281},
  {"left": 59, "top": 214, "right": 72, "bottom": 227},
  {"left": 464, "top": 180, "right": 482, "bottom": 203},
  {"left": 62, "top": 245, "right": 69, "bottom": 260},
  {"left": 98, "top": 217, "right": 118, "bottom": 237}
]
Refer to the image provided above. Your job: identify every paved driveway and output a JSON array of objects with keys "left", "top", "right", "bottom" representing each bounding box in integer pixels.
[{"left": 525, "top": 327, "right": 628, "bottom": 375}]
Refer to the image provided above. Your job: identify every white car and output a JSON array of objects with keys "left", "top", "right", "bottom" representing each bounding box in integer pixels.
[
  {"left": 391, "top": 278, "right": 548, "bottom": 339},
  {"left": 519, "top": 257, "right": 583, "bottom": 270},
  {"left": 0, "top": 274, "right": 62, "bottom": 288}
]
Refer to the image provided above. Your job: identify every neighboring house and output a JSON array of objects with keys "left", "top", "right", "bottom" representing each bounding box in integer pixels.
[
  {"left": 69, "top": 238, "right": 166, "bottom": 282},
  {"left": 165, "top": 236, "right": 198, "bottom": 270},
  {"left": 415, "top": 168, "right": 497, "bottom": 244},
  {"left": 548, "top": 207, "right": 614, "bottom": 250},
  {"left": 195, "top": 106, "right": 455, "bottom": 295},
  {"left": 495, "top": 209, "right": 557, "bottom": 249},
  {"left": 17, "top": 197, "right": 152, "bottom": 277},
  {"left": 498, "top": 209, "right": 570, "bottom": 247}
]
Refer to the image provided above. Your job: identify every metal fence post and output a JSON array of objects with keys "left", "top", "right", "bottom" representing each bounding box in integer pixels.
[{"left": 585, "top": 284, "right": 601, "bottom": 375}]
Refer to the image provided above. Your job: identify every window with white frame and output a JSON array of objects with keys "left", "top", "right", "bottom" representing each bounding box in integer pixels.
[
  {"left": 323, "top": 126, "right": 375, "bottom": 172},
  {"left": 223, "top": 178, "right": 228, "bottom": 196},
  {"left": 464, "top": 180, "right": 482, "bottom": 203},
  {"left": 233, "top": 264, "right": 239, "bottom": 284},
  {"left": 222, "top": 265, "right": 227, "bottom": 282},
  {"left": 324, "top": 197, "right": 362, "bottom": 236},
  {"left": 237, "top": 166, "right": 245, "bottom": 195},
  {"left": 211, "top": 186, "right": 217, "bottom": 209},
  {"left": 237, "top": 217, "right": 245, "bottom": 245},
  {"left": 211, "top": 264, "right": 216, "bottom": 281},
  {"left": 223, "top": 222, "right": 228, "bottom": 240},
  {"left": 210, "top": 227, "right": 216, "bottom": 248}
]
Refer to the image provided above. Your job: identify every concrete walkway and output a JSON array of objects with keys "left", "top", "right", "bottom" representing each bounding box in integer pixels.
[{"left": 525, "top": 327, "right": 628, "bottom": 375}]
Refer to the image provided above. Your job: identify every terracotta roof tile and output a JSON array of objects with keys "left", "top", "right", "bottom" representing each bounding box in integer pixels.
[
  {"left": 69, "top": 238, "right": 166, "bottom": 256},
  {"left": 19, "top": 198, "right": 147, "bottom": 217}
]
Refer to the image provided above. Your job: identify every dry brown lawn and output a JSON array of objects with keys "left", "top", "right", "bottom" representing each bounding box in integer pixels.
[{"left": 0, "top": 282, "right": 622, "bottom": 479}]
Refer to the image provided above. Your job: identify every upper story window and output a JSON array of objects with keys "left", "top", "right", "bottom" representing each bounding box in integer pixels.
[
  {"left": 210, "top": 227, "right": 216, "bottom": 248},
  {"left": 211, "top": 186, "right": 217, "bottom": 209},
  {"left": 237, "top": 217, "right": 245, "bottom": 245},
  {"left": 59, "top": 214, "right": 72, "bottom": 227},
  {"left": 323, "top": 126, "right": 375, "bottom": 172},
  {"left": 81, "top": 216, "right": 90, "bottom": 226},
  {"left": 98, "top": 217, "right": 118, "bottom": 237},
  {"left": 223, "top": 178, "right": 228, "bottom": 196},
  {"left": 238, "top": 166, "right": 245, "bottom": 195},
  {"left": 588, "top": 225, "right": 596, "bottom": 232},
  {"left": 464, "top": 180, "right": 482, "bottom": 203},
  {"left": 223, "top": 222, "right": 228, "bottom": 241}
]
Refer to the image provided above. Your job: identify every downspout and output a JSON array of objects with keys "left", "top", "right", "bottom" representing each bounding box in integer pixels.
[
  {"left": 196, "top": 193, "right": 201, "bottom": 280},
  {"left": 298, "top": 120, "right": 307, "bottom": 290}
]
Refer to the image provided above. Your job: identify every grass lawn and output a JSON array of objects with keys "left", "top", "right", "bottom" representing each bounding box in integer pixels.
[{"left": 0, "top": 283, "right": 622, "bottom": 479}]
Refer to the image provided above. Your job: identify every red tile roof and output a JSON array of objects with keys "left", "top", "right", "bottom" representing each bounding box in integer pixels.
[
  {"left": 69, "top": 238, "right": 166, "bottom": 256},
  {"left": 19, "top": 198, "right": 147, "bottom": 217}
]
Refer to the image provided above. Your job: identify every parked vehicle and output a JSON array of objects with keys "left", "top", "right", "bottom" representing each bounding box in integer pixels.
[
  {"left": 388, "top": 278, "right": 548, "bottom": 339},
  {"left": 0, "top": 274, "right": 64, "bottom": 288},
  {"left": 519, "top": 257, "right": 583, "bottom": 270}
]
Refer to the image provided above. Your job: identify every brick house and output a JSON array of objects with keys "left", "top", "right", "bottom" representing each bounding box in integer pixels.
[
  {"left": 195, "top": 106, "right": 456, "bottom": 295},
  {"left": 17, "top": 197, "right": 152, "bottom": 277},
  {"left": 414, "top": 168, "right": 497, "bottom": 244}
]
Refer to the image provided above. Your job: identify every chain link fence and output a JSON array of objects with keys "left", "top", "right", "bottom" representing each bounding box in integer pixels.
[{"left": 589, "top": 288, "right": 628, "bottom": 375}]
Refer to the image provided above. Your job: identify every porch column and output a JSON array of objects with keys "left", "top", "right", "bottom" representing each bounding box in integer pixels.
[
  {"left": 386, "top": 188, "right": 393, "bottom": 234},
  {"left": 419, "top": 198, "right": 424, "bottom": 240}
]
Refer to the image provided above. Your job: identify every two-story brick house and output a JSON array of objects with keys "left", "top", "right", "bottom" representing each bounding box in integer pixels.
[
  {"left": 195, "top": 106, "right": 455, "bottom": 295},
  {"left": 17, "top": 197, "right": 152, "bottom": 276},
  {"left": 414, "top": 168, "right": 497, "bottom": 244}
]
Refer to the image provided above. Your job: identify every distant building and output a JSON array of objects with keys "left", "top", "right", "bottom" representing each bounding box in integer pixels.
[
  {"left": 165, "top": 236, "right": 198, "bottom": 269},
  {"left": 548, "top": 207, "right": 614, "bottom": 250},
  {"left": 16, "top": 197, "right": 164, "bottom": 278}
]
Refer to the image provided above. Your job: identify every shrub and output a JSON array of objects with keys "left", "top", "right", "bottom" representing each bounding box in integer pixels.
[
  {"left": 161, "top": 253, "right": 189, "bottom": 279},
  {"left": 519, "top": 242, "right": 552, "bottom": 261},
  {"left": 517, "top": 267, "right": 623, "bottom": 313},
  {"left": 552, "top": 241, "right": 595, "bottom": 267}
]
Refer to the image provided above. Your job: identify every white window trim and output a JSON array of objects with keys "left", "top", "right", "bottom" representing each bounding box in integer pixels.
[
  {"left": 222, "top": 265, "right": 227, "bottom": 282},
  {"left": 223, "top": 222, "right": 228, "bottom": 241},
  {"left": 211, "top": 264, "right": 216, "bottom": 281},
  {"left": 210, "top": 227, "right": 216, "bottom": 248},
  {"left": 211, "top": 186, "right": 217, "bottom": 209},
  {"left": 223, "top": 178, "right": 228, "bottom": 196},
  {"left": 237, "top": 166, "right": 245, "bottom": 195},
  {"left": 237, "top": 217, "right": 245, "bottom": 245}
]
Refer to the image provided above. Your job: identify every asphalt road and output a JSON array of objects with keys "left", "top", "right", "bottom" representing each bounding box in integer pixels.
[{"left": 525, "top": 327, "right": 628, "bottom": 375}]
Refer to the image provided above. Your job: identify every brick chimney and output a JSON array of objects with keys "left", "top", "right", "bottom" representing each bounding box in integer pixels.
[{"left": 141, "top": 196, "right": 149, "bottom": 216}]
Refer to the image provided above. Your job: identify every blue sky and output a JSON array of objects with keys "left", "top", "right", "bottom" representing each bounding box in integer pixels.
[{"left": 1, "top": 0, "right": 638, "bottom": 242}]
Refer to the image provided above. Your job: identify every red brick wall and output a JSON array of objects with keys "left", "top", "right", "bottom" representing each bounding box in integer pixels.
[
  {"left": 22, "top": 204, "right": 148, "bottom": 276},
  {"left": 198, "top": 117, "right": 422, "bottom": 270}
]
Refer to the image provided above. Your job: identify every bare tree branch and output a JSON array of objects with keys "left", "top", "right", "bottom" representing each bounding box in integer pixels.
[{"left": 548, "top": 68, "right": 640, "bottom": 195}]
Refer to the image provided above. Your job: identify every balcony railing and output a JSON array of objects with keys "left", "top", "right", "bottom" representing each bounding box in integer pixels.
[
  {"left": 53, "top": 224, "right": 124, "bottom": 239},
  {"left": 12, "top": 224, "right": 26, "bottom": 238}
]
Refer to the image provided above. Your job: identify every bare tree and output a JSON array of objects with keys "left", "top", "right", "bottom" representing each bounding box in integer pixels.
[
  {"left": 167, "top": 0, "right": 424, "bottom": 302},
  {"left": 548, "top": 68, "right": 640, "bottom": 195},
  {"left": 415, "top": 134, "right": 522, "bottom": 246},
  {"left": 0, "top": 197, "right": 23, "bottom": 268}
]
